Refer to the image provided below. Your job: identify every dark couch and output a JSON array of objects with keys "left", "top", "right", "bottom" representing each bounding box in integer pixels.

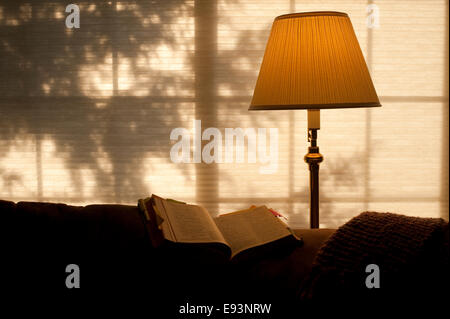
[
  {"left": 2, "top": 199, "right": 448, "bottom": 315},
  {"left": 0, "top": 199, "right": 334, "bottom": 315}
]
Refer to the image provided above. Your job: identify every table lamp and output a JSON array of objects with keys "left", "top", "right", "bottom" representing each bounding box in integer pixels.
[{"left": 249, "top": 12, "right": 381, "bottom": 228}]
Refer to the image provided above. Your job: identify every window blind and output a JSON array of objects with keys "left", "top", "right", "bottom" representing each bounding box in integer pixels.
[{"left": 0, "top": 0, "right": 448, "bottom": 228}]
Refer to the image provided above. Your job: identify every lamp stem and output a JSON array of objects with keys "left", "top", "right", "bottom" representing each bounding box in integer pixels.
[
  {"left": 309, "top": 155, "right": 320, "bottom": 228},
  {"left": 305, "top": 110, "right": 323, "bottom": 228}
]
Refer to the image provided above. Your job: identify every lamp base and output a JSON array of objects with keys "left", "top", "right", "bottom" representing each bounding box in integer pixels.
[{"left": 304, "top": 128, "right": 323, "bottom": 229}]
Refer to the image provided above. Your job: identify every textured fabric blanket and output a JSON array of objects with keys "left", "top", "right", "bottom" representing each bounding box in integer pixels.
[{"left": 298, "top": 211, "right": 449, "bottom": 303}]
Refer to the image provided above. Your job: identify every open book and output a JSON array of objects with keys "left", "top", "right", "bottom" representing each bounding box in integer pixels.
[{"left": 138, "top": 195, "right": 302, "bottom": 262}]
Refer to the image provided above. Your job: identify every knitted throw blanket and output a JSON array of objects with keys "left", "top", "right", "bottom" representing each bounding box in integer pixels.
[{"left": 298, "top": 212, "right": 449, "bottom": 301}]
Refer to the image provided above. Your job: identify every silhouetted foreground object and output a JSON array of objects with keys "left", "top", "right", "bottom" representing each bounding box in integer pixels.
[
  {"left": 298, "top": 211, "right": 449, "bottom": 304},
  {"left": 1, "top": 199, "right": 447, "bottom": 314}
]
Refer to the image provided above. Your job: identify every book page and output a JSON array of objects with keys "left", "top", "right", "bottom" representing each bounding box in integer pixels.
[
  {"left": 151, "top": 200, "right": 175, "bottom": 242},
  {"left": 214, "top": 206, "right": 291, "bottom": 257},
  {"left": 153, "top": 196, "right": 228, "bottom": 245}
]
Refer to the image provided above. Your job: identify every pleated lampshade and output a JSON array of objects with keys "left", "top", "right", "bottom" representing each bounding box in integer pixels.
[{"left": 250, "top": 12, "right": 381, "bottom": 110}]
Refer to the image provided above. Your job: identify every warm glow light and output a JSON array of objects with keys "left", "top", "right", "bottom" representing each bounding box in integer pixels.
[{"left": 250, "top": 12, "right": 380, "bottom": 110}]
